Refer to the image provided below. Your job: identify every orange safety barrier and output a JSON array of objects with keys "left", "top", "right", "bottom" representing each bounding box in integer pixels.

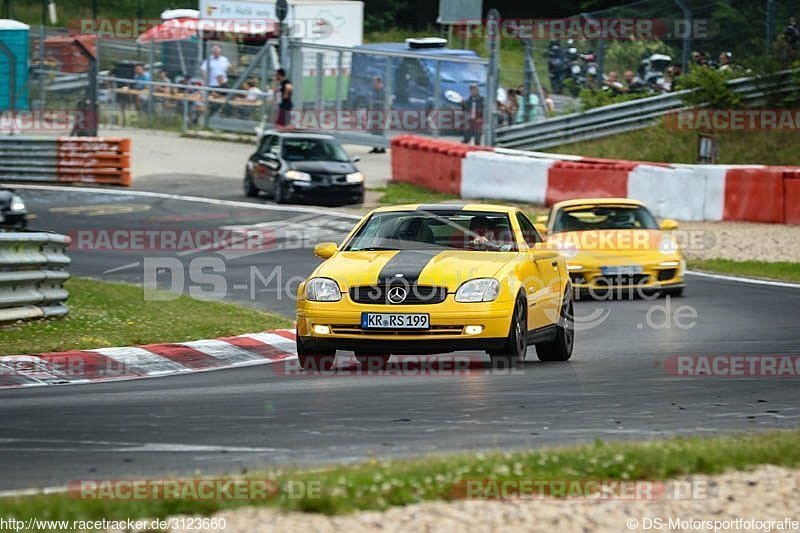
[
  {"left": 56, "top": 137, "right": 132, "bottom": 186},
  {"left": 546, "top": 161, "right": 633, "bottom": 205},
  {"left": 723, "top": 167, "right": 785, "bottom": 223},
  {"left": 783, "top": 170, "right": 800, "bottom": 225},
  {"left": 389, "top": 135, "right": 491, "bottom": 195}
]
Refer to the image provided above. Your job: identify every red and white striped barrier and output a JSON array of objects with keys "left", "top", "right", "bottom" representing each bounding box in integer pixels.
[
  {"left": 390, "top": 135, "right": 800, "bottom": 223},
  {"left": 0, "top": 330, "right": 298, "bottom": 388}
]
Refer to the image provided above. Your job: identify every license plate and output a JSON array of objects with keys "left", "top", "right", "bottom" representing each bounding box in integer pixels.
[
  {"left": 601, "top": 265, "right": 643, "bottom": 276},
  {"left": 361, "top": 313, "right": 429, "bottom": 329}
]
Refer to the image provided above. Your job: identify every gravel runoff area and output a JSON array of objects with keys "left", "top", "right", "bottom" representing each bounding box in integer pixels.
[
  {"left": 675, "top": 221, "right": 800, "bottom": 263},
  {"left": 111, "top": 465, "right": 798, "bottom": 533}
]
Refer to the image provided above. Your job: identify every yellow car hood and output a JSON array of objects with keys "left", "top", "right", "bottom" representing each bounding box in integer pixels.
[{"left": 314, "top": 249, "right": 513, "bottom": 290}]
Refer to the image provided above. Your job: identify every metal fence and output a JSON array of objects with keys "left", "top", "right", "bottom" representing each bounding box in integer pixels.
[
  {"left": 0, "top": 231, "right": 71, "bottom": 323},
  {"left": 495, "top": 69, "right": 800, "bottom": 150}
]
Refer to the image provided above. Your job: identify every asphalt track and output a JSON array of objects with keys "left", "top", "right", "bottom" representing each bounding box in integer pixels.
[{"left": 1, "top": 183, "right": 798, "bottom": 491}]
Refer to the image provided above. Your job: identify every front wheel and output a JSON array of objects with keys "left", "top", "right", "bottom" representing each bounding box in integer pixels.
[
  {"left": 536, "top": 293, "right": 574, "bottom": 362},
  {"left": 274, "top": 179, "right": 290, "bottom": 204},
  {"left": 490, "top": 296, "right": 527, "bottom": 366}
]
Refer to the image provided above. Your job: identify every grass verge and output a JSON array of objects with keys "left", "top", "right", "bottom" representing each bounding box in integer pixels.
[
  {"left": 1, "top": 430, "right": 798, "bottom": 525},
  {"left": 0, "top": 278, "right": 291, "bottom": 355},
  {"left": 372, "top": 182, "right": 458, "bottom": 205},
  {"left": 548, "top": 124, "right": 800, "bottom": 166},
  {"left": 688, "top": 259, "right": 800, "bottom": 283}
]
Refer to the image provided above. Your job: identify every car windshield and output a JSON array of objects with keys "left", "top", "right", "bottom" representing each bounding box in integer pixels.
[
  {"left": 282, "top": 138, "right": 350, "bottom": 162},
  {"left": 427, "top": 60, "right": 486, "bottom": 84},
  {"left": 344, "top": 210, "right": 517, "bottom": 252},
  {"left": 551, "top": 205, "right": 659, "bottom": 232}
]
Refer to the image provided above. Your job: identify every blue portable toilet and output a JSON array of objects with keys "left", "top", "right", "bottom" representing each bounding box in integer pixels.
[{"left": 0, "top": 19, "right": 30, "bottom": 112}]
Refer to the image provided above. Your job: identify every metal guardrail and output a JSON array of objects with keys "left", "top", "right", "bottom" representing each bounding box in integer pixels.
[
  {"left": 495, "top": 70, "right": 799, "bottom": 150},
  {"left": 0, "top": 232, "right": 71, "bottom": 323}
]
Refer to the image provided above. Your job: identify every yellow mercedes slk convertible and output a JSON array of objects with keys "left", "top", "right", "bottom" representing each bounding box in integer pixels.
[
  {"left": 538, "top": 198, "right": 685, "bottom": 297},
  {"left": 296, "top": 204, "right": 574, "bottom": 369}
]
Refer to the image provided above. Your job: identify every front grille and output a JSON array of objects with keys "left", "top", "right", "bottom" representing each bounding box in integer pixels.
[
  {"left": 593, "top": 274, "right": 650, "bottom": 287},
  {"left": 330, "top": 324, "right": 464, "bottom": 336},
  {"left": 657, "top": 269, "right": 677, "bottom": 281},
  {"left": 311, "top": 173, "right": 348, "bottom": 184},
  {"left": 349, "top": 285, "right": 448, "bottom": 305}
]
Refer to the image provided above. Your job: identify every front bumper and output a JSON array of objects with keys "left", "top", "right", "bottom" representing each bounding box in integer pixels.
[
  {"left": 567, "top": 261, "right": 684, "bottom": 293},
  {"left": 285, "top": 180, "right": 364, "bottom": 204},
  {"left": 297, "top": 297, "right": 513, "bottom": 354}
]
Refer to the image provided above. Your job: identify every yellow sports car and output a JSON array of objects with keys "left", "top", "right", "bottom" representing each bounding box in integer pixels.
[
  {"left": 296, "top": 203, "right": 574, "bottom": 369},
  {"left": 537, "top": 198, "right": 685, "bottom": 297}
]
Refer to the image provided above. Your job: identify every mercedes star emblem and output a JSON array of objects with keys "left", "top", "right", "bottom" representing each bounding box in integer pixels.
[{"left": 387, "top": 286, "right": 407, "bottom": 304}]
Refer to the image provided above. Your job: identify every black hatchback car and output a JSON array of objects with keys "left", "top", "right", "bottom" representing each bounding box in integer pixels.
[
  {"left": 244, "top": 130, "right": 364, "bottom": 205},
  {"left": 0, "top": 187, "right": 28, "bottom": 229}
]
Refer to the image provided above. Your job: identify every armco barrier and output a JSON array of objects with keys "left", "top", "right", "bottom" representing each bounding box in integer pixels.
[
  {"left": 0, "top": 137, "right": 131, "bottom": 186},
  {"left": 0, "top": 232, "right": 71, "bottom": 323}
]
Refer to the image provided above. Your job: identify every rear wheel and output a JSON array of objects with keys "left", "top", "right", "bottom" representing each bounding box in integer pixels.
[
  {"left": 490, "top": 296, "right": 527, "bottom": 366},
  {"left": 296, "top": 337, "right": 335, "bottom": 371},
  {"left": 536, "top": 292, "right": 574, "bottom": 362},
  {"left": 355, "top": 354, "right": 391, "bottom": 370},
  {"left": 243, "top": 171, "right": 259, "bottom": 197}
]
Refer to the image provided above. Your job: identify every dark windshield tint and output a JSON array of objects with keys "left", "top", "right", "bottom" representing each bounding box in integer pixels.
[
  {"left": 552, "top": 205, "right": 659, "bottom": 232},
  {"left": 282, "top": 138, "right": 350, "bottom": 162},
  {"left": 344, "top": 210, "right": 517, "bottom": 252}
]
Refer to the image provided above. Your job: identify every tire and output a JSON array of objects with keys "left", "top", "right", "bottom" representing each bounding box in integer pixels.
[
  {"left": 355, "top": 354, "right": 391, "bottom": 370},
  {"left": 490, "top": 296, "right": 527, "bottom": 366},
  {"left": 243, "top": 171, "right": 259, "bottom": 197},
  {"left": 536, "top": 292, "right": 574, "bottom": 362},
  {"left": 296, "top": 336, "right": 335, "bottom": 371},
  {"left": 274, "top": 179, "right": 289, "bottom": 204}
]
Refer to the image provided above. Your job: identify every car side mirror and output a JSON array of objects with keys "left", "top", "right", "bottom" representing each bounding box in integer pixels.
[
  {"left": 660, "top": 219, "right": 678, "bottom": 231},
  {"left": 351, "top": 156, "right": 361, "bottom": 163},
  {"left": 313, "top": 242, "right": 338, "bottom": 259},
  {"left": 528, "top": 244, "right": 558, "bottom": 261}
]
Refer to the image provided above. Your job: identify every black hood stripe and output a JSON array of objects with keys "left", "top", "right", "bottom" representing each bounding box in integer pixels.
[{"left": 377, "top": 250, "right": 441, "bottom": 284}]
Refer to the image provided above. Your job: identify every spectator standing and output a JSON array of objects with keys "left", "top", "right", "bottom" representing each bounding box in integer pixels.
[
  {"left": 461, "top": 83, "right": 484, "bottom": 145},
  {"left": 604, "top": 71, "right": 625, "bottom": 94},
  {"left": 515, "top": 85, "right": 540, "bottom": 124},
  {"left": 275, "top": 68, "right": 293, "bottom": 127},
  {"left": 133, "top": 63, "right": 150, "bottom": 90},
  {"left": 718, "top": 51, "right": 734, "bottom": 71},
  {"left": 623, "top": 70, "right": 644, "bottom": 93},
  {"left": 200, "top": 45, "right": 231, "bottom": 89},
  {"left": 155, "top": 70, "right": 171, "bottom": 95},
  {"left": 504, "top": 88, "right": 518, "bottom": 125},
  {"left": 368, "top": 76, "right": 386, "bottom": 153}
]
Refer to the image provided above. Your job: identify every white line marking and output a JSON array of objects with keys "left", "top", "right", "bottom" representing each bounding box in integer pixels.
[
  {"left": 14, "top": 184, "right": 362, "bottom": 220},
  {"left": 686, "top": 270, "right": 800, "bottom": 289}
]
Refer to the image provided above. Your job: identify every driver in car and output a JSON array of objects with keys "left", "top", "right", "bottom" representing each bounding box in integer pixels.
[{"left": 468, "top": 215, "right": 501, "bottom": 250}]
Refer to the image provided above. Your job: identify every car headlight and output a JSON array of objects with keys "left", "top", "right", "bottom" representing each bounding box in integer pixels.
[
  {"left": 305, "top": 277, "right": 341, "bottom": 301},
  {"left": 659, "top": 235, "right": 679, "bottom": 255},
  {"left": 9, "top": 195, "right": 26, "bottom": 212},
  {"left": 444, "top": 89, "right": 463, "bottom": 104},
  {"left": 455, "top": 278, "right": 500, "bottom": 303},
  {"left": 345, "top": 171, "right": 364, "bottom": 184},
  {"left": 285, "top": 170, "right": 311, "bottom": 181}
]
